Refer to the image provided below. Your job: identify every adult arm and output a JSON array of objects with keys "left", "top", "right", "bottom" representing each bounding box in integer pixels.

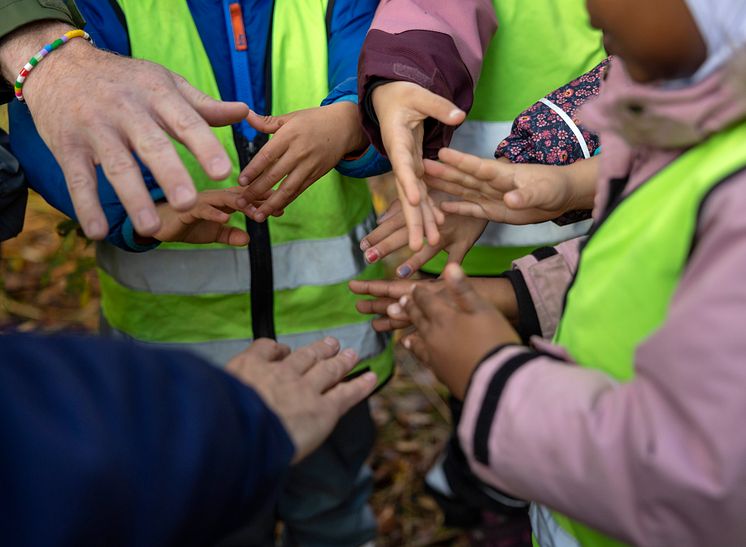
[{"left": 458, "top": 175, "right": 746, "bottom": 546}]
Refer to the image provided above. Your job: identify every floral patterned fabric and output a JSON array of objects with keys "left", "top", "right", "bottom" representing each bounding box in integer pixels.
[{"left": 496, "top": 58, "right": 610, "bottom": 165}]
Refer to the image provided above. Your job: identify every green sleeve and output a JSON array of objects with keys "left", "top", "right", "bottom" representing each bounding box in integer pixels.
[{"left": 0, "top": 0, "right": 86, "bottom": 104}]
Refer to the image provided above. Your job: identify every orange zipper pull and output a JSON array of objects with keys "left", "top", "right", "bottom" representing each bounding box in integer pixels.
[{"left": 229, "top": 3, "right": 248, "bottom": 51}]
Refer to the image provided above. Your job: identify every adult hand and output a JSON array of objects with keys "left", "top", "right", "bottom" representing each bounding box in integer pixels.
[
  {"left": 349, "top": 275, "right": 518, "bottom": 333},
  {"left": 424, "top": 149, "right": 599, "bottom": 224},
  {"left": 227, "top": 338, "right": 377, "bottom": 463},
  {"left": 400, "top": 264, "right": 520, "bottom": 399},
  {"left": 149, "top": 188, "right": 255, "bottom": 246},
  {"left": 238, "top": 102, "right": 369, "bottom": 221},
  {"left": 0, "top": 22, "right": 249, "bottom": 240},
  {"left": 360, "top": 191, "right": 487, "bottom": 278},
  {"left": 371, "top": 81, "right": 466, "bottom": 251}
]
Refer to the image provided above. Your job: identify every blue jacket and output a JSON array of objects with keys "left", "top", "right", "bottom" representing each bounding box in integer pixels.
[
  {"left": 0, "top": 333, "right": 293, "bottom": 546},
  {"left": 9, "top": 0, "right": 387, "bottom": 252}
]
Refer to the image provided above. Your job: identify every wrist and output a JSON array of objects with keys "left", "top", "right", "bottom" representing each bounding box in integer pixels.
[
  {"left": 473, "top": 278, "right": 519, "bottom": 323},
  {"left": 332, "top": 101, "right": 369, "bottom": 155},
  {"left": 0, "top": 21, "right": 77, "bottom": 84}
]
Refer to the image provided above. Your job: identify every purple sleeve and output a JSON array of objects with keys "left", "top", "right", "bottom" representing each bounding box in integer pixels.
[
  {"left": 357, "top": 0, "right": 497, "bottom": 158},
  {"left": 458, "top": 174, "right": 746, "bottom": 546}
]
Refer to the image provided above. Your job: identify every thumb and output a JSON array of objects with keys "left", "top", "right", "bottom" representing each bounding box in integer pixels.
[
  {"left": 444, "top": 263, "right": 483, "bottom": 313},
  {"left": 412, "top": 87, "right": 466, "bottom": 126},
  {"left": 246, "top": 109, "right": 289, "bottom": 134}
]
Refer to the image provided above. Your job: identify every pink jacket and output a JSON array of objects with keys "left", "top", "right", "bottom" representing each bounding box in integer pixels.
[
  {"left": 459, "top": 56, "right": 746, "bottom": 546},
  {"left": 357, "top": 0, "right": 497, "bottom": 157}
]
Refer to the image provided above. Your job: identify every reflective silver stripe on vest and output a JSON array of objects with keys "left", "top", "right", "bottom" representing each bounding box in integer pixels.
[
  {"left": 539, "top": 98, "right": 591, "bottom": 159},
  {"left": 97, "top": 213, "right": 377, "bottom": 294},
  {"left": 530, "top": 504, "right": 581, "bottom": 547},
  {"left": 102, "top": 316, "right": 388, "bottom": 368},
  {"left": 450, "top": 120, "right": 514, "bottom": 159}
]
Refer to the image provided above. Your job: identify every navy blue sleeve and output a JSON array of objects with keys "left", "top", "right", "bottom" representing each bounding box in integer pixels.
[
  {"left": 327, "top": 0, "right": 378, "bottom": 90},
  {"left": 0, "top": 333, "right": 294, "bottom": 546}
]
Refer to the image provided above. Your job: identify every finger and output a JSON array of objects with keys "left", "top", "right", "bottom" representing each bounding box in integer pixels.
[
  {"left": 245, "top": 109, "right": 289, "bottom": 135},
  {"left": 285, "top": 337, "right": 341, "bottom": 375},
  {"left": 255, "top": 170, "right": 312, "bottom": 217},
  {"left": 397, "top": 183, "right": 425, "bottom": 251},
  {"left": 388, "top": 128, "right": 426, "bottom": 206},
  {"left": 377, "top": 199, "right": 402, "bottom": 224},
  {"left": 425, "top": 158, "right": 496, "bottom": 196},
  {"left": 214, "top": 226, "right": 251, "bottom": 247},
  {"left": 437, "top": 147, "right": 506, "bottom": 183},
  {"left": 355, "top": 297, "right": 397, "bottom": 316},
  {"left": 155, "top": 93, "right": 236, "bottom": 182},
  {"left": 400, "top": 293, "right": 426, "bottom": 329},
  {"left": 92, "top": 128, "right": 163, "bottom": 237},
  {"left": 440, "top": 201, "right": 490, "bottom": 220},
  {"left": 372, "top": 317, "right": 411, "bottom": 332},
  {"left": 196, "top": 204, "right": 232, "bottom": 224},
  {"left": 349, "top": 279, "right": 418, "bottom": 299},
  {"left": 306, "top": 349, "right": 359, "bottom": 393},
  {"left": 172, "top": 73, "right": 250, "bottom": 127},
  {"left": 411, "top": 284, "right": 444, "bottom": 322},
  {"left": 402, "top": 333, "right": 430, "bottom": 364},
  {"left": 422, "top": 172, "right": 472, "bottom": 198},
  {"left": 411, "top": 87, "right": 466, "bottom": 126},
  {"left": 239, "top": 138, "right": 291, "bottom": 195},
  {"left": 122, "top": 117, "right": 198, "bottom": 212},
  {"left": 244, "top": 338, "right": 292, "bottom": 363},
  {"left": 444, "top": 263, "right": 483, "bottom": 313},
  {"left": 321, "top": 371, "right": 378, "bottom": 417},
  {"left": 362, "top": 213, "right": 406, "bottom": 250},
  {"left": 365, "top": 227, "right": 408, "bottom": 264},
  {"left": 421, "top": 197, "right": 441, "bottom": 247},
  {"left": 396, "top": 245, "right": 440, "bottom": 278},
  {"left": 58, "top": 152, "right": 109, "bottom": 239}
]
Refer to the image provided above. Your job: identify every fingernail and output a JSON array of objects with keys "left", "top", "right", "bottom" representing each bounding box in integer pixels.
[
  {"left": 377, "top": 212, "right": 388, "bottom": 223},
  {"left": 399, "top": 296, "right": 408, "bottom": 307},
  {"left": 365, "top": 248, "right": 380, "bottom": 264},
  {"left": 388, "top": 303, "right": 402, "bottom": 316},
  {"left": 236, "top": 197, "right": 248, "bottom": 208},
  {"left": 254, "top": 212, "right": 266, "bottom": 222},
  {"left": 342, "top": 348, "right": 358, "bottom": 360},
  {"left": 323, "top": 336, "right": 338, "bottom": 347},
  {"left": 403, "top": 337, "right": 412, "bottom": 349},
  {"left": 362, "top": 372, "right": 378, "bottom": 385},
  {"left": 210, "top": 156, "right": 231, "bottom": 176},
  {"left": 450, "top": 108, "right": 465, "bottom": 119},
  {"left": 360, "top": 239, "right": 371, "bottom": 251},
  {"left": 239, "top": 176, "right": 248, "bottom": 186},
  {"left": 397, "top": 265, "right": 412, "bottom": 278},
  {"left": 174, "top": 185, "right": 196, "bottom": 207},
  {"left": 137, "top": 209, "right": 159, "bottom": 232}
]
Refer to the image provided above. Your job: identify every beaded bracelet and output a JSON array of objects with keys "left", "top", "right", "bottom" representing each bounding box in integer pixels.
[{"left": 14, "top": 30, "right": 92, "bottom": 102}]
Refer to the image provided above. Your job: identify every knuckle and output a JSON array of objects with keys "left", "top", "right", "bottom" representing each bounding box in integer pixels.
[
  {"left": 172, "top": 111, "right": 204, "bottom": 133},
  {"left": 104, "top": 154, "right": 138, "bottom": 177},
  {"left": 66, "top": 173, "right": 92, "bottom": 192},
  {"left": 136, "top": 132, "right": 171, "bottom": 156}
]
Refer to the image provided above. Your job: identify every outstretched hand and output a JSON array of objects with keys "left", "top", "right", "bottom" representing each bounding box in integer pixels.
[
  {"left": 360, "top": 191, "right": 487, "bottom": 278},
  {"left": 400, "top": 264, "right": 520, "bottom": 399},
  {"left": 149, "top": 188, "right": 255, "bottom": 246},
  {"left": 372, "top": 82, "right": 466, "bottom": 251},
  {"left": 238, "top": 102, "right": 369, "bottom": 221},
  {"left": 424, "top": 148, "right": 598, "bottom": 225},
  {"left": 0, "top": 22, "right": 250, "bottom": 240},
  {"left": 227, "top": 337, "right": 377, "bottom": 463}
]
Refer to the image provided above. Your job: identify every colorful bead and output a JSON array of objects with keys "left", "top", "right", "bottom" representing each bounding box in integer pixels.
[{"left": 13, "top": 30, "right": 92, "bottom": 103}]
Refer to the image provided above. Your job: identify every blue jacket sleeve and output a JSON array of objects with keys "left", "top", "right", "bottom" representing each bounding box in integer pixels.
[{"left": 0, "top": 333, "right": 294, "bottom": 546}]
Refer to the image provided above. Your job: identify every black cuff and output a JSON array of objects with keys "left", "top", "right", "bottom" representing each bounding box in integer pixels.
[
  {"left": 502, "top": 270, "right": 541, "bottom": 342},
  {"left": 361, "top": 77, "right": 394, "bottom": 130},
  {"left": 472, "top": 348, "right": 540, "bottom": 465}
]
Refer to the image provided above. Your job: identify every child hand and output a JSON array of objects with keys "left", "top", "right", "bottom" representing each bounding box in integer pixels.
[
  {"left": 237, "top": 102, "right": 369, "bottom": 221},
  {"left": 147, "top": 188, "right": 253, "bottom": 246},
  {"left": 360, "top": 191, "right": 487, "bottom": 278},
  {"left": 350, "top": 275, "right": 518, "bottom": 334},
  {"left": 400, "top": 264, "right": 521, "bottom": 399},
  {"left": 424, "top": 148, "right": 598, "bottom": 225}
]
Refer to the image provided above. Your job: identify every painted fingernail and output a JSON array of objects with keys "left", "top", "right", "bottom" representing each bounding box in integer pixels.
[
  {"left": 365, "top": 248, "right": 380, "bottom": 264},
  {"left": 360, "top": 239, "right": 371, "bottom": 251},
  {"left": 323, "top": 336, "right": 338, "bottom": 347},
  {"left": 210, "top": 156, "right": 231, "bottom": 176},
  {"left": 174, "top": 185, "right": 196, "bottom": 206},
  {"left": 397, "top": 265, "right": 412, "bottom": 278},
  {"left": 388, "top": 303, "right": 402, "bottom": 316},
  {"left": 137, "top": 209, "right": 159, "bottom": 232}
]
